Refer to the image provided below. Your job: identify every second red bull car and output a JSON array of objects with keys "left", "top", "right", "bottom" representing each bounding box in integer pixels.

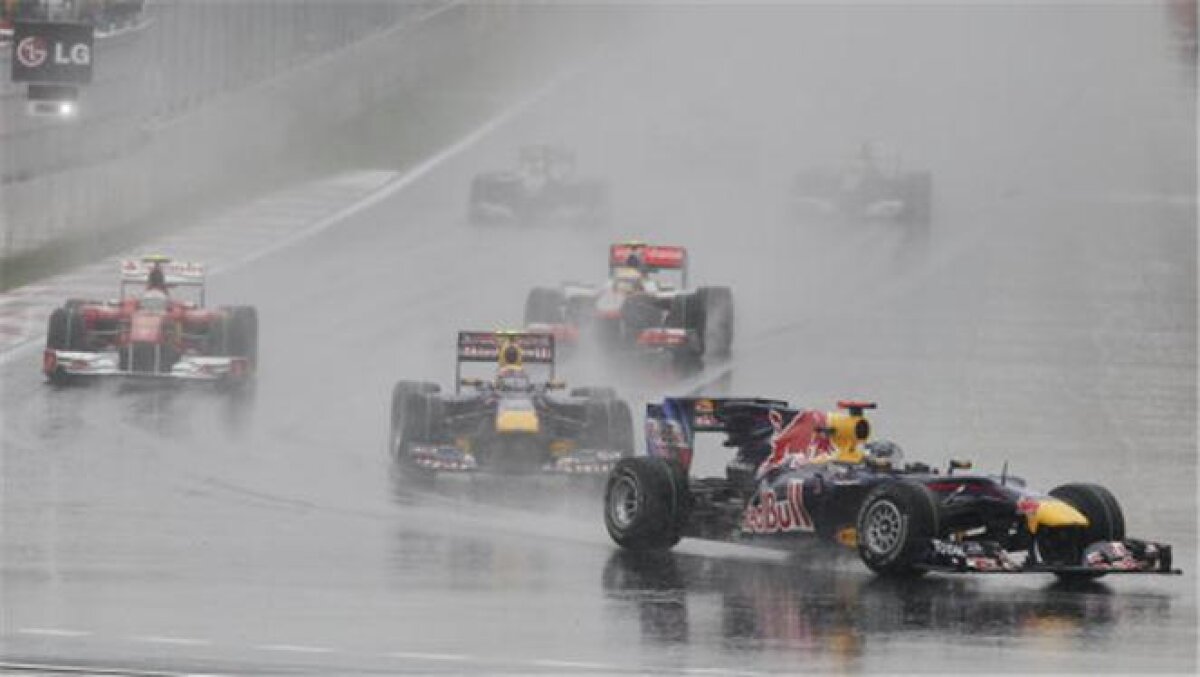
[
  {"left": 389, "top": 331, "right": 635, "bottom": 483},
  {"left": 603, "top": 397, "right": 1180, "bottom": 580}
]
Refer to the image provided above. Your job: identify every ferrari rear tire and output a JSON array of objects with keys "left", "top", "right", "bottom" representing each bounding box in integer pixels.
[
  {"left": 604, "top": 457, "right": 690, "bottom": 551},
  {"left": 46, "top": 307, "right": 85, "bottom": 351},
  {"left": 226, "top": 306, "right": 258, "bottom": 369},
  {"left": 856, "top": 480, "right": 941, "bottom": 577}
]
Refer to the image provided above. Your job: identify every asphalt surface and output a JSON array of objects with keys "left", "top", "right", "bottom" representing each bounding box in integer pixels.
[{"left": 2, "top": 5, "right": 1196, "bottom": 675}]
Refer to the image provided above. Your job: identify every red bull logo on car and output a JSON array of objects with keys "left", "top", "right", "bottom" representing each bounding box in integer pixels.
[{"left": 742, "top": 480, "right": 814, "bottom": 534}]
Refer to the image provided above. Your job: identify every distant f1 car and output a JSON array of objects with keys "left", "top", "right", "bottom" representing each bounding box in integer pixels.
[
  {"left": 389, "top": 331, "right": 634, "bottom": 483},
  {"left": 42, "top": 256, "right": 257, "bottom": 386},
  {"left": 604, "top": 397, "right": 1180, "bottom": 580},
  {"left": 468, "top": 144, "right": 609, "bottom": 226},
  {"left": 792, "top": 144, "right": 931, "bottom": 225},
  {"left": 524, "top": 242, "right": 733, "bottom": 372}
]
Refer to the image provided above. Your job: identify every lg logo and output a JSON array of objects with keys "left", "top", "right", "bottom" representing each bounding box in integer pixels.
[
  {"left": 15, "top": 35, "right": 49, "bottom": 68},
  {"left": 15, "top": 34, "right": 91, "bottom": 69}
]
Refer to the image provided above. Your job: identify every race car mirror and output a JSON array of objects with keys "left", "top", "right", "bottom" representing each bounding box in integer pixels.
[{"left": 545, "top": 379, "right": 567, "bottom": 390}]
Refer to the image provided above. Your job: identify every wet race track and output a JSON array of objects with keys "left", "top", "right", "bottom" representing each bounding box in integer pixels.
[{"left": 1, "top": 5, "right": 1196, "bottom": 675}]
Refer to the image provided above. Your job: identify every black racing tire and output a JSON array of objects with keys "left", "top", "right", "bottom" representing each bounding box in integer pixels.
[
  {"left": 390, "top": 381, "right": 441, "bottom": 424},
  {"left": 46, "top": 307, "right": 86, "bottom": 351},
  {"left": 903, "top": 171, "right": 933, "bottom": 226},
  {"left": 1040, "top": 483, "right": 1126, "bottom": 580},
  {"left": 225, "top": 306, "right": 258, "bottom": 369},
  {"left": 583, "top": 397, "right": 635, "bottom": 455},
  {"left": 604, "top": 457, "right": 690, "bottom": 551},
  {"left": 856, "top": 480, "right": 941, "bottom": 577},
  {"left": 609, "top": 399, "right": 635, "bottom": 456},
  {"left": 668, "top": 293, "right": 706, "bottom": 351},
  {"left": 524, "top": 287, "right": 566, "bottom": 325},
  {"left": 697, "top": 286, "right": 734, "bottom": 359},
  {"left": 389, "top": 383, "right": 443, "bottom": 485}
]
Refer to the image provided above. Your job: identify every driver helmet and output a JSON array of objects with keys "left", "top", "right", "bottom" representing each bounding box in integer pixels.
[
  {"left": 496, "top": 366, "right": 531, "bottom": 391},
  {"left": 146, "top": 264, "right": 167, "bottom": 292}
]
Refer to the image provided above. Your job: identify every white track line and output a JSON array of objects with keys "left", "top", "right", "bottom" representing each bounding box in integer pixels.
[
  {"left": 383, "top": 651, "right": 471, "bottom": 662},
  {"left": 128, "top": 635, "right": 213, "bottom": 647},
  {"left": 15, "top": 628, "right": 92, "bottom": 637},
  {"left": 0, "top": 661, "right": 215, "bottom": 677},
  {"left": 530, "top": 658, "right": 618, "bottom": 670},
  {"left": 252, "top": 643, "right": 337, "bottom": 654}
]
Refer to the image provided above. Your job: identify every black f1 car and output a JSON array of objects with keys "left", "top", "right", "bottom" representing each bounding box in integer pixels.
[
  {"left": 792, "top": 144, "right": 932, "bottom": 226},
  {"left": 603, "top": 397, "right": 1181, "bottom": 579},
  {"left": 468, "top": 144, "right": 609, "bottom": 226},
  {"left": 389, "top": 331, "right": 634, "bottom": 483},
  {"left": 523, "top": 242, "right": 733, "bottom": 373},
  {"left": 42, "top": 256, "right": 257, "bottom": 386}
]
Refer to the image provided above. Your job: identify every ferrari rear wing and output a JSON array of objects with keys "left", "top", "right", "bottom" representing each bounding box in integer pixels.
[
  {"left": 119, "top": 257, "right": 206, "bottom": 301},
  {"left": 646, "top": 397, "right": 790, "bottom": 470},
  {"left": 609, "top": 242, "right": 688, "bottom": 286}
]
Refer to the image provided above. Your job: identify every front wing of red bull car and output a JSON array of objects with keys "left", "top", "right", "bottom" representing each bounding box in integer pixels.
[
  {"left": 603, "top": 397, "right": 1180, "bottom": 580},
  {"left": 42, "top": 258, "right": 257, "bottom": 387}
]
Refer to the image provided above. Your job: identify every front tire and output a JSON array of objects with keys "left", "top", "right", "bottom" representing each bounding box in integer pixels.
[
  {"left": 604, "top": 457, "right": 690, "bottom": 551},
  {"left": 1040, "top": 483, "right": 1126, "bottom": 580},
  {"left": 856, "top": 480, "right": 941, "bottom": 577},
  {"left": 389, "top": 381, "right": 442, "bottom": 486}
]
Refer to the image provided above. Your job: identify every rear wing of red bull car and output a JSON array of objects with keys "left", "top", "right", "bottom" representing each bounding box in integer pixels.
[
  {"left": 646, "top": 397, "right": 791, "bottom": 472},
  {"left": 455, "top": 330, "right": 556, "bottom": 384},
  {"left": 609, "top": 242, "right": 688, "bottom": 286}
]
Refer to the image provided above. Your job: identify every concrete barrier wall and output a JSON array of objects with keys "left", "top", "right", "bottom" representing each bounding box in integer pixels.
[{"left": 0, "top": 2, "right": 593, "bottom": 260}]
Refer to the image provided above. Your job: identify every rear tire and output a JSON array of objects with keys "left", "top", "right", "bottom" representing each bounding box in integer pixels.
[
  {"left": 856, "top": 480, "right": 941, "bottom": 577},
  {"left": 524, "top": 287, "right": 566, "bottom": 325},
  {"left": 583, "top": 398, "right": 634, "bottom": 456},
  {"left": 225, "top": 306, "right": 258, "bottom": 370},
  {"left": 46, "top": 307, "right": 85, "bottom": 351},
  {"left": 604, "top": 457, "right": 690, "bottom": 551},
  {"left": 903, "top": 171, "right": 933, "bottom": 226},
  {"left": 698, "top": 286, "right": 734, "bottom": 359}
]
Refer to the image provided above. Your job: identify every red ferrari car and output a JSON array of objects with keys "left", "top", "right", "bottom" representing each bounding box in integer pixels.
[{"left": 42, "top": 256, "right": 257, "bottom": 386}]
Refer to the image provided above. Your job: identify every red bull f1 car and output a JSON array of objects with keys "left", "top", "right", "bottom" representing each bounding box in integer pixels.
[
  {"left": 524, "top": 242, "right": 733, "bottom": 372},
  {"left": 468, "top": 144, "right": 609, "bottom": 226},
  {"left": 389, "top": 331, "right": 634, "bottom": 483},
  {"left": 42, "top": 256, "right": 257, "bottom": 386},
  {"left": 604, "top": 397, "right": 1180, "bottom": 580}
]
